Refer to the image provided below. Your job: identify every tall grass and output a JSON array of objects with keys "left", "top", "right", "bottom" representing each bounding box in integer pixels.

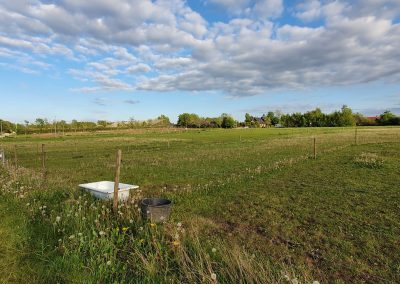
[{"left": 0, "top": 166, "right": 307, "bottom": 283}]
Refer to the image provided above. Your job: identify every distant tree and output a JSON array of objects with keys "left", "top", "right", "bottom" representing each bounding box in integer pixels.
[
  {"left": 339, "top": 105, "right": 356, "bottom": 126},
  {"left": 24, "top": 120, "right": 29, "bottom": 135},
  {"left": 378, "top": 110, "right": 399, "bottom": 125},
  {"left": 266, "top": 111, "right": 279, "bottom": 125},
  {"left": 157, "top": 114, "right": 171, "bottom": 126},
  {"left": 35, "top": 118, "right": 46, "bottom": 133},
  {"left": 97, "top": 120, "right": 108, "bottom": 128},
  {"left": 221, "top": 114, "right": 235, "bottom": 128},
  {"left": 71, "top": 119, "right": 79, "bottom": 132},
  {"left": 244, "top": 113, "right": 253, "bottom": 126},
  {"left": 177, "top": 113, "right": 201, "bottom": 128},
  {"left": 304, "top": 108, "right": 325, "bottom": 127},
  {"left": 0, "top": 119, "right": 13, "bottom": 133}
]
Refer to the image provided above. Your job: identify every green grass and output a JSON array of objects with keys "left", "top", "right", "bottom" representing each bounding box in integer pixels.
[{"left": 0, "top": 127, "right": 399, "bottom": 283}]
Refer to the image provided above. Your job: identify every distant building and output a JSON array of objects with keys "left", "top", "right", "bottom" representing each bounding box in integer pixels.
[
  {"left": 252, "top": 117, "right": 266, "bottom": 128},
  {"left": 366, "top": 116, "right": 379, "bottom": 121}
]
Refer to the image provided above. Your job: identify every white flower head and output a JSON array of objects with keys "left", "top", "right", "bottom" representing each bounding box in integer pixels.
[
  {"left": 211, "top": 273, "right": 217, "bottom": 281},
  {"left": 55, "top": 216, "right": 61, "bottom": 222}
]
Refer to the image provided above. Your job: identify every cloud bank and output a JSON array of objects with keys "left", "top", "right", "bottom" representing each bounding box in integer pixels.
[{"left": 1, "top": 0, "right": 400, "bottom": 96}]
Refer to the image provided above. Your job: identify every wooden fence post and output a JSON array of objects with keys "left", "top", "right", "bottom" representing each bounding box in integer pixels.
[
  {"left": 355, "top": 127, "right": 358, "bottom": 145},
  {"left": 0, "top": 149, "right": 5, "bottom": 166},
  {"left": 41, "top": 144, "right": 46, "bottom": 177},
  {"left": 113, "top": 149, "right": 122, "bottom": 211},
  {"left": 313, "top": 137, "right": 317, "bottom": 159},
  {"left": 14, "top": 145, "right": 17, "bottom": 167}
]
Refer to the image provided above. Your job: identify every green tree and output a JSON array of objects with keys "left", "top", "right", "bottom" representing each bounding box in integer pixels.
[
  {"left": 378, "top": 110, "right": 398, "bottom": 125},
  {"left": 97, "top": 120, "right": 108, "bottom": 128},
  {"left": 244, "top": 113, "right": 252, "bottom": 126},
  {"left": 221, "top": 114, "right": 235, "bottom": 128},
  {"left": 157, "top": 115, "right": 171, "bottom": 126},
  {"left": 35, "top": 118, "right": 46, "bottom": 133},
  {"left": 177, "top": 113, "right": 200, "bottom": 128}
]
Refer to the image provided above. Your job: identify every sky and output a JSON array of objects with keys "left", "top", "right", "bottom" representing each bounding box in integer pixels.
[{"left": 0, "top": 0, "right": 400, "bottom": 123}]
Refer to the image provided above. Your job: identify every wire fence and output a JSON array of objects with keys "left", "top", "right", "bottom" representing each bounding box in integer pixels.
[{"left": 0, "top": 127, "right": 399, "bottom": 187}]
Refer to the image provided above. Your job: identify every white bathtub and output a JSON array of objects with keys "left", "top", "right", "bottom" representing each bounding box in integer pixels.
[{"left": 79, "top": 181, "right": 139, "bottom": 201}]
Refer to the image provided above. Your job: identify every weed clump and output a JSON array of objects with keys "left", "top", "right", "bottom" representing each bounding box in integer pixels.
[{"left": 354, "top": 152, "right": 384, "bottom": 169}]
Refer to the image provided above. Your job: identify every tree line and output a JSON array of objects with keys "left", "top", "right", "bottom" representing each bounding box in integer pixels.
[
  {"left": 0, "top": 107, "right": 399, "bottom": 134},
  {"left": 255, "top": 106, "right": 400, "bottom": 128}
]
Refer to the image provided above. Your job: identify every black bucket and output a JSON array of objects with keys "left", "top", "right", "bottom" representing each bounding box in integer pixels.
[{"left": 140, "top": 198, "right": 172, "bottom": 223}]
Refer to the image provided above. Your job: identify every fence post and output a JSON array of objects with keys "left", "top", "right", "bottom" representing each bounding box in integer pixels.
[
  {"left": 313, "top": 137, "right": 317, "bottom": 159},
  {"left": 41, "top": 144, "right": 46, "bottom": 177},
  {"left": 0, "top": 149, "right": 5, "bottom": 166},
  {"left": 354, "top": 127, "right": 358, "bottom": 145},
  {"left": 113, "top": 149, "right": 122, "bottom": 212},
  {"left": 14, "top": 145, "right": 17, "bottom": 167}
]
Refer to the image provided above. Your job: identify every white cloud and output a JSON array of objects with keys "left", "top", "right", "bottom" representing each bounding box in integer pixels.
[
  {"left": 253, "top": 0, "right": 284, "bottom": 20},
  {"left": 126, "top": 63, "right": 151, "bottom": 74},
  {"left": 0, "top": 0, "right": 400, "bottom": 97}
]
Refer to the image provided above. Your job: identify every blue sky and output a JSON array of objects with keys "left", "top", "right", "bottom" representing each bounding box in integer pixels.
[{"left": 1, "top": 0, "right": 399, "bottom": 123}]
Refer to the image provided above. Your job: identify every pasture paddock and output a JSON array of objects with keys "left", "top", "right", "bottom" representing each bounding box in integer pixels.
[{"left": 0, "top": 127, "right": 399, "bottom": 283}]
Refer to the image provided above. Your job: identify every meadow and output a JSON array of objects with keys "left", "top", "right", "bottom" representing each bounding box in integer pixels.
[{"left": 0, "top": 127, "right": 399, "bottom": 283}]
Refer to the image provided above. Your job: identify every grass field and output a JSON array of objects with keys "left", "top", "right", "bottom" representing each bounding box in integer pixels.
[{"left": 0, "top": 127, "right": 399, "bottom": 283}]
